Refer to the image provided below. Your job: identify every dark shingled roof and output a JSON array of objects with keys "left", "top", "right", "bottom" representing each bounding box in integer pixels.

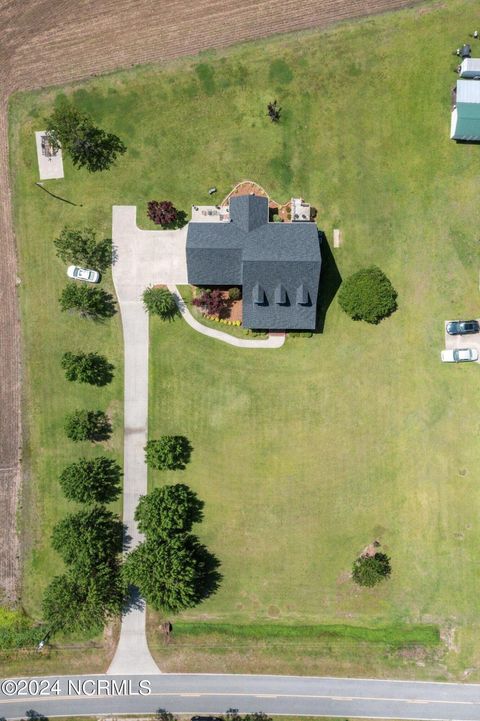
[{"left": 186, "top": 195, "right": 321, "bottom": 330}]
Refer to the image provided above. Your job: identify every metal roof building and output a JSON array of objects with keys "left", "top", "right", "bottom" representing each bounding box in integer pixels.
[
  {"left": 186, "top": 195, "right": 321, "bottom": 330},
  {"left": 451, "top": 79, "right": 480, "bottom": 140}
]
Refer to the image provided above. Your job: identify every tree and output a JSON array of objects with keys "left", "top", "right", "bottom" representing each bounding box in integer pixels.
[
  {"left": 144, "top": 436, "right": 191, "bottom": 470},
  {"left": 147, "top": 201, "right": 178, "bottom": 227},
  {"left": 123, "top": 534, "right": 221, "bottom": 613},
  {"left": 135, "top": 485, "right": 203, "bottom": 539},
  {"left": 42, "top": 562, "right": 123, "bottom": 634},
  {"left": 69, "top": 124, "right": 126, "bottom": 173},
  {"left": 51, "top": 507, "right": 122, "bottom": 570},
  {"left": 51, "top": 506, "right": 123, "bottom": 572},
  {"left": 155, "top": 711, "right": 177, "bottom": 721},
  {"left": 61, "top": 351, "right": 114, "bottom": 386},
  {"left": 59, "top": 457, "right": 122, "bottom": 504},
  {"left": 54, "top": 227, "right": 112, "bottom": 272},
  {"left": 338, "top": 266, "right": 398, "bottom": 324},
  {"left": 192, "top": 289, "right": 228, "bottom": 316},
  {"left": 59, "top": 283, "right": 116, "bottom": 320},
  {"left": 143, "top": 287, "right": 178, "bottom": 320},
  {"left": 352, "top": 552, "right": 392, "bottom": 587},
  {"left": 45, "top": 99, "right": 126, "bottom": 173},
  {"left": 45, "top": 101, "right": 89, "bottom": 152},
  {"left": 64, "top": 409, "right": 111, "bottom": 442}
]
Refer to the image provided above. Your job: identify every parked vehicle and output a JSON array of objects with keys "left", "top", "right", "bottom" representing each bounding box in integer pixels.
[
  {"left": 441, "top": 348, "right": 478, "bottom": 362},
  {"left": 446, "top": 319, "right": 480, "bottom": 335},
  {"left": 67, "top": 265, "right": 100, "bottom": 283}
]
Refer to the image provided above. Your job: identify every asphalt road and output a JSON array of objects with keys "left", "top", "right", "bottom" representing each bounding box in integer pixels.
[{"left": 1, "top": 674, "right": 480, "bottom": 720}]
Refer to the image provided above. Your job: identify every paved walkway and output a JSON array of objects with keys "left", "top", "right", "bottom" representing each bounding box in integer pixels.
[{"left": 168, "top": 285, "right": 286, "bottom": 349}]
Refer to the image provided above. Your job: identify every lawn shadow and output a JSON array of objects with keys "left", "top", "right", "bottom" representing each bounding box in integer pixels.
[
  {"left": 193, "top": 540, "right": 222, "bottom": 604},
  {"left": 315, "top": 231, "right": 342, "bottom": 333}
]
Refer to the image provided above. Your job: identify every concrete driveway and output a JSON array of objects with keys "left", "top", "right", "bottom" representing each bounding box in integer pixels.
[
  {"left": 444, "top": 319, "right": 480, "bottom": 363},
  {"left": 109, "top": 204, "right": 190, "bottom": 675},
  {"left": 112, "top": 205, "right": 188, "bottom": 301}
]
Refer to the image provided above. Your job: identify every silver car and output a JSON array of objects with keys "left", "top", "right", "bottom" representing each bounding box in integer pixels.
[
  {"left": 67, "top": 265, "right": 100, "bottom": 283},
  {"left": 441, "top": 348, "right": 478, "bottom": 363}
]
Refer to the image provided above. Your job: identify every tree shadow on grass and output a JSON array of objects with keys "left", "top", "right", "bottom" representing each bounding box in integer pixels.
[
  {"left": 315, "top": 231, "right": 342, "bottom": 333},
  {"left": 192, "top": 538, "right": 223, "bottom": 604}
]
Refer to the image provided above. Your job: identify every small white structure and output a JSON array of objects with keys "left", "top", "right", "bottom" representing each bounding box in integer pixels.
[
  {"left": 333, "top": 228, "right": 341, "bottom": 248},
  {"left": 291, "top": 197, "right": 310, "bottom": 221},
  {"left": 459, "top": 58, "right": 480, "bottom": 79},
  {"left": 35, "top": 131, "right": 64, "bottom": 180},
  {"left": 191, "top": 205, "right": 230, "bottom": 222}
]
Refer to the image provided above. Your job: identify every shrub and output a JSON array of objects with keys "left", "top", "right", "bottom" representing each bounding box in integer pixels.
[
  {"left": 0, "top": 609, "right": 45, "bottom": 650},
  {"left": 193, "top": 289, "right": 227, "bottom": 316},
  {"left": 64, "top": 409, "right": 111, "bottom": 442},
  {"left": 352, "top": 552, "right": 392, "bottom": 587},
  {"left": 147, "top": 201, "right": 178, "bottom": 227},
  {"left": 54, "top": 227, "right": 112, "bottom": 271},
  {"left": 144, "top": 436, "right": 191, "bottom": 470},
  {"left": 61, "top": 351, "right": 114, "bottom": 386},
  {"left": 338, "top": 266, "right": 397, "bottom": 324},
  {"left": 59, "top": 457, "right": 122, "bottom": 504},
  {"left": 143, "top": 287, "right": 177, "bottom": 320},
  {"left": 228, "top": 287, "right": 241, "bottom": 301}
]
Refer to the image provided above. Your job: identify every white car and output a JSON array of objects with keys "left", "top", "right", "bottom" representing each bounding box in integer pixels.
[
  {"left": 441, "top": 348, "right": 478, "bottom": 363},
  {"left": 67, "top": 265, "right": 100, "bottom": 283}
]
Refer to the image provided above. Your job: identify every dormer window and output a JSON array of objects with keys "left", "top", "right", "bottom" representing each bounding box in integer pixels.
[
  {"left": 252, "top": 283, "right": 265, "bottom": 304},
  {"left": 274, "top": 284, "right": 287, "bottom": 305},
  {"left": 296, "top": 284, "right": 310, "bottom": 305}
]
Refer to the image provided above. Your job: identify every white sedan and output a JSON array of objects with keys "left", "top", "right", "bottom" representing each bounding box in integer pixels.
[
  {"left": 441, "top": 348, "right": 478, "bottom": 363},
  {"left": 67, "top": 265, "right": 100, "bottom": 283}
]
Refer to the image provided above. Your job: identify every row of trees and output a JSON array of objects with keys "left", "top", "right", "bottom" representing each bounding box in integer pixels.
[{"left": 42, "top": 455, "right": 124, "bottom": 633}]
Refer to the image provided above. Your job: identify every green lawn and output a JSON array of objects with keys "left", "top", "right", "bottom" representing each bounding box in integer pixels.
[{"left": 8, "top": 0, "right": 480, "bottom": 677}]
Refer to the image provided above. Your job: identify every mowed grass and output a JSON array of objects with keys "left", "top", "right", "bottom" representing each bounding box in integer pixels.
[{"left": 8, "top": 0, "right": 480, "bottom": 676}]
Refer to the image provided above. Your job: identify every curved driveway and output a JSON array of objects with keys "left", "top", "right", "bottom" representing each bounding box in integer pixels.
[{"left": 1, "top": 674, "right": 480, "bottom": 720}]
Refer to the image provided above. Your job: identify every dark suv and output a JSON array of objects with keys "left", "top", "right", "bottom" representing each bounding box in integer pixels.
[{"left": 446, "top": 319, "right": 480, "bottom": 335}]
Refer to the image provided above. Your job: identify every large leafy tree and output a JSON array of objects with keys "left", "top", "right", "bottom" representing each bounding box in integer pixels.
[
  {"left": 338, "top": 266, "right": 397, "bottom": 324},
  {"left": 64, "top": 409, "right": 111, "bottom": 442},
  {"left": 46, "top": 99, "right": 126, "bottom": 172},
  {"left": 123, "top": 534, "right": 221, "bottom": 613},
  {"left": 54, "top": 227, "right": 112, "bottom": 272},
  {"left": 59, "top": 457, "right": 122, "bottom": 504},
  {"left": 147, "top": 201, "right": 178, "bottom": 227},
  {"left": 143, "top": 287, "right": 178, "bottom": 320},
  {"left": 51, "top": 506, "right": 123, "bottom": 572},
  {"left": 135, "top": 485, "right": 203, "bottom": 539},
  {"left": 144, "top": 436, "right": 191, "bottom": 470},
  {"left": 59, "top": 283, "right": 116, "bottom": 319},
  {"left": 61, "top": 351, "right": 114, "bottom": 386},
  {"left": 42, "top": 562, "right": 124, "bottom": 634},
  {"left": 352, "top": 552, "right": 392, "bottom": 587}
]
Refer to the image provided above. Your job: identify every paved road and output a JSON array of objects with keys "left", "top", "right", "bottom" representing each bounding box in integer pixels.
[{"left": 1, "top": 674, "right": 480, "bottom": 720}]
